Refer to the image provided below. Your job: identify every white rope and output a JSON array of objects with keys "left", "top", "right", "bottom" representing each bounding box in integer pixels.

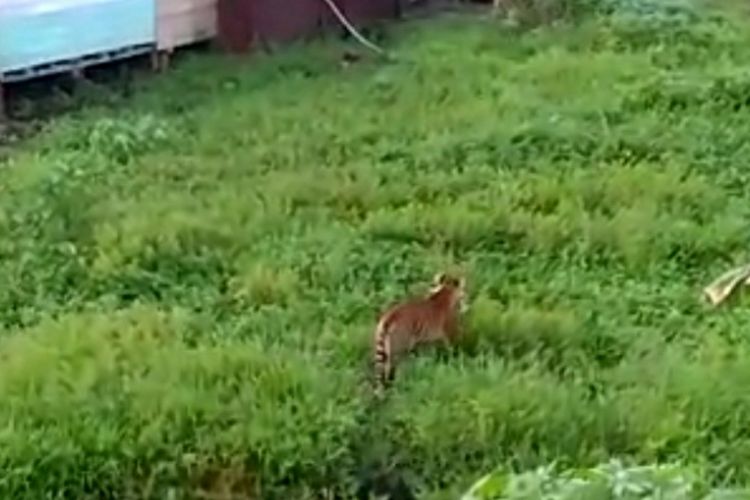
[{"left": 319, "top": 0, "right": 388, "bottom": 56}]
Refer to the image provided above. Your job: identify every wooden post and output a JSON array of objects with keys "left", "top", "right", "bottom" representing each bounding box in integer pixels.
[
  {"left": 150, "top": 48, "right": 160, "bottom": 72},
  {"left": 69, "top": 65, "right": 88, "bottom": 98},
  {"left": 71, "top": 65, "right": 85, "bottom": 80},
  {"left": 150, "top": 47, "right": 171, "bottom": 73},
  {"left": 159, "top": 50, "right": 171, "bottom": 72}
]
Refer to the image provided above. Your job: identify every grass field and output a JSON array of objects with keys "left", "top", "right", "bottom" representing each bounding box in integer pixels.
[{"left": 3, "top": 1, "right": 750, "bottom": 498}]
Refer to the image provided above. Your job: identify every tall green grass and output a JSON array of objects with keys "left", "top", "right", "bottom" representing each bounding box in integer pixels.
[{"left": 2, "top": 0, "right": 750, "bottom": 497}]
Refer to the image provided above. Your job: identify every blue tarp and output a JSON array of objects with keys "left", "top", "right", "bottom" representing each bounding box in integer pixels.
[{"left": 0, "top": 0, "right": 156, "bottom": 77}]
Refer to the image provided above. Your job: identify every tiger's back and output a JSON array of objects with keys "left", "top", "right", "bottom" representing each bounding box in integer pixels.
[{"left": 373, "top": 273, "right": 465, "bottom": 388}]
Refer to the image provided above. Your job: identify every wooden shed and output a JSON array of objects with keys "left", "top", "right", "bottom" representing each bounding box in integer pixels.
[{"left": 156, "top": 0, "right": 217, "bottom": 53}]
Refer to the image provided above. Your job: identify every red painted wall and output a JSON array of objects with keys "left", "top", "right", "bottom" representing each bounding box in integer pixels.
[
  {"left": 217, "top": 0, "right": 402, "bottom": 53},
  {"left": 216, "top": 0, "right": 255, "bottom": 52},
  {"left": 341, "top": 0, "right": 400, "bottom": 26},
  {"left": 252, "top": 0, "right": 325, "bottom": 44}
]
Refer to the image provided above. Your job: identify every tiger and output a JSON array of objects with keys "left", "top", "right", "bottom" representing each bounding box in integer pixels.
[{"left": 373, "top": 272, "right": 467, "bottom": 389}]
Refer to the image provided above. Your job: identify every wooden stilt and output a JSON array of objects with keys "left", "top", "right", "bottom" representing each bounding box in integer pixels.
[
  {"left": 0, "top": 81, "right": 6, "bottom": 125},
  {"left": 71, "top": 65, "right": 85, "bottom": 80},
  {"left": 150, "top": 49, "right": 171, "bottom": 73},
  {"left": 150, "top": 48, "right": 160, "bottom": 72},
  {"left": 160, "top": 50, "right": 171, "bottom": 71}
]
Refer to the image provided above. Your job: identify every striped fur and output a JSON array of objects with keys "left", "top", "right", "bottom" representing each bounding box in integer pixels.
[{"left": 373, "top": 273, "right": 466, "bottom": 388}]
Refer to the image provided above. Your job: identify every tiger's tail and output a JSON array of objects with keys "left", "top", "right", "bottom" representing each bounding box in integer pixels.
[{"left": 373, "top": 319, "right": 393, "bottom": 391}]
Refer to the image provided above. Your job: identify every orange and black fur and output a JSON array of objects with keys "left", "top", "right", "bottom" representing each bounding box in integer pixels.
[{"left": 373, "top": 273, "right": 466, "bottom": 388}]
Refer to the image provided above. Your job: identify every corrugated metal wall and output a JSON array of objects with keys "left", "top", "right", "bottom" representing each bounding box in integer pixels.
[
  {"left": 0, "top": 0, "right": 156, "bottom": 76},
  {"left": 157, "top": 0, "right": 216, "bottom": 51}
]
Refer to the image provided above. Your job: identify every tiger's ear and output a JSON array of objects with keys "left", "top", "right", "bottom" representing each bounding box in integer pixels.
[{"left": 433, "top": 273, "right": 446, "bottom": 285}]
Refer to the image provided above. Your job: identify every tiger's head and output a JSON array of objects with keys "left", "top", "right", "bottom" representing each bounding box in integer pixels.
[{"left": 430, "top": 272, "right": 467, "bottom": 312}]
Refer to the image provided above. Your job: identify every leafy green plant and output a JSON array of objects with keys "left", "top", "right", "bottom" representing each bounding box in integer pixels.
[
  {"left": 65, "top": 114, "right": 173, "bottom": 164},
  {"left": 462, "top": 461, "right": 749, "bottom": 500}
]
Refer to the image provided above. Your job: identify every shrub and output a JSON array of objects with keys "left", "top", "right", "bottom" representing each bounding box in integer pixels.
[{"left": 462, "top": 461, "right": 750, "bottom": 500}]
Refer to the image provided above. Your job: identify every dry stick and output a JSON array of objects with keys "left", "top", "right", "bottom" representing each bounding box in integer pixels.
[{"left": 319, "top": 0, "right": 391, "bottom": 58}]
